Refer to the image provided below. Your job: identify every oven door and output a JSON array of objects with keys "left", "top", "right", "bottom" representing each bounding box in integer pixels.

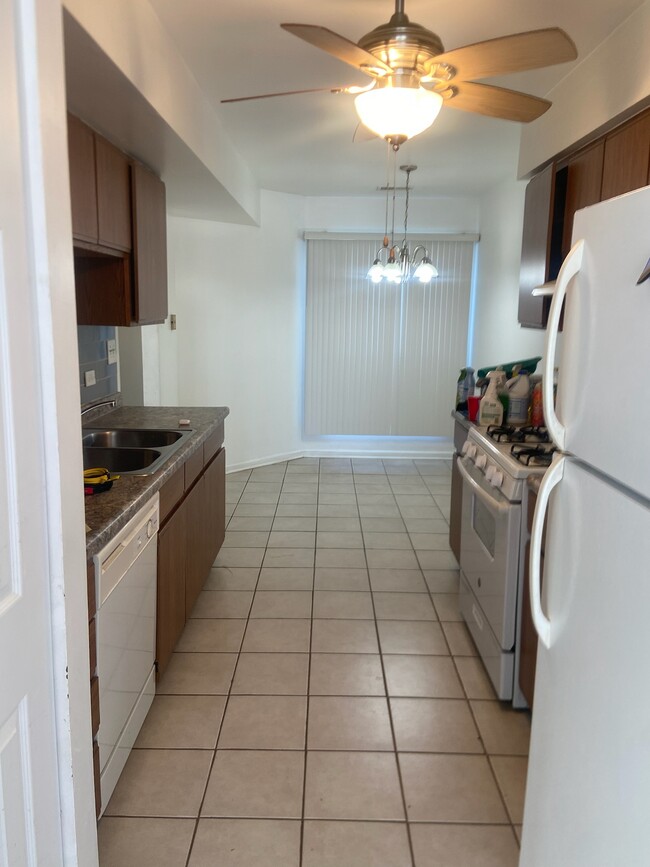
[{"left": 458, "top": 456, "right": 522, "bottom": 649}]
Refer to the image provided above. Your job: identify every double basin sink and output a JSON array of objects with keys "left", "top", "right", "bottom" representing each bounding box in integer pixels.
[{"left": 82, "top": 427, "right": 193, "bottom": 475}]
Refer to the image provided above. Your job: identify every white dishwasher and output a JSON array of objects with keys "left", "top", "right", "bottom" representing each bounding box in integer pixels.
[{"left": 94, "top": 494, "right": 159, "bottom": 815}]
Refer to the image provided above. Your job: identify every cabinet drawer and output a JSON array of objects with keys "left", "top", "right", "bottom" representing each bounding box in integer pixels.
[
  {"left": 159, "top": 466, "right": 184, "bottom": 524},
  {"left": 184, "top": 447, "right": 203, "bottom": 491}
]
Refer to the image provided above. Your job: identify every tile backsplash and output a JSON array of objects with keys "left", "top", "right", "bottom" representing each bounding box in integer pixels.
[{"left": 78, "top": 325, "right": 118, "bottom": 405}]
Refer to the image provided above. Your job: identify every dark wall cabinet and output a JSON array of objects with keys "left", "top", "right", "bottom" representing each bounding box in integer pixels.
[
  {"left": 156, "top": 427, "right": 226, "bottom": 677},
  {"left": 519, "top": 107, "right": 650, "bottom": 328},
  {"left": 68, "top": 114, "right": 168, "bottom": 326}
]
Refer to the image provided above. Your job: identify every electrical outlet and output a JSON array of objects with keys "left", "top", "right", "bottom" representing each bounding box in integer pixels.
[
  {"left": 107, "top": 338, "right": 117, "bottom": 365},
  {"left": 170, "top": 314, "right": 177, "bottom": 331},
  {"left": 84, "top": 369, "right": 96, "bottom": 387}
]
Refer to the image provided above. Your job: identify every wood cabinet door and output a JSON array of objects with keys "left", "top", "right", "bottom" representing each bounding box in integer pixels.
[
  {"left": 157, "top": 503, "right": 186, "bottom": 677},
  {"left": 449, "top": 455, "right": 462, "bottom": 564},
  {"left": 67, "top": 114, "right": 97, "bottom": 244},
  {"left": 131, "top": 162, "right": 168, "bottom": 324},
  {"left": 518, "top": 163, "right": 555, "bottom": 329},
  {"left": 561, "top": 141, "right": 604, "bottom": 257},
  {"left": 204, "top": 448, "right": 226, "bottom": 573},
  {"left": 185, "top": 476, "right": 206, "bottom": 619},
  {"left": 601, "top": 112, "right": 650, "bottom": 201},
  {"left": 95, "top": 136, "right": 132, "bottom": 252}
]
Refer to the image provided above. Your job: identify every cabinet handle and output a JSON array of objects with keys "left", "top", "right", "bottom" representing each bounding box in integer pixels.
[
  {"left": 543, "top": 239, "right": 584, "bottom": 451},
  {"left": 530, "top": 455, "right": 564, "bottom": 649}
]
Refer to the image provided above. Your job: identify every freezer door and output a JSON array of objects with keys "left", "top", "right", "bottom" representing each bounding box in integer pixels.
[
  {"left": 547, "top": 185, "right": 650, "bottom": 500},
  {"left": 520, "top": 459, "right": 650, "bottom": 867}
]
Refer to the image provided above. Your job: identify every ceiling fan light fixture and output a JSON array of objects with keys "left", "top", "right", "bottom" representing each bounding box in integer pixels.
[
  {"left": 414, "top": 257, "right": 438, "bottom": 283},
  {"left": 354, "top": 85, "right": 443, "bottom": 142}
]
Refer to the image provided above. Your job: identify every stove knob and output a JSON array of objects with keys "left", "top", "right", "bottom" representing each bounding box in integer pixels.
[
  {"left": 490, "top": 470, "right": 504, "bottom": 489},
  {"left": 476, "top": 454, "right": 487, "bottom": 470},
  {"left": 485, "top": 466, "right": 496, "bottom": 482},
  {"left": 461, "top": 441, "right": 471, "bottom": 456}
]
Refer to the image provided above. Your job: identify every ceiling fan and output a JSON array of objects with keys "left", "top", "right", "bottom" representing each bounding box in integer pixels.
[{"left": 222, "top": 0, "right": 577, "bottom": 147}]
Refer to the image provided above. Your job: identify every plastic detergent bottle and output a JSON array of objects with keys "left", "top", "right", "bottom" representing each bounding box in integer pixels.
[
  {"left": 455, "top": 367, "right": 475, "bottom": 411},
  {"left": 479, "top": 370, "right": 504, "bottom": 426},
  {"left": 506, "top": 371, "right": 531, "bottom": 425}
]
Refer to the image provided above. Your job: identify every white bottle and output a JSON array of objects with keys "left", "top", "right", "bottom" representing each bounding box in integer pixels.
[
  {"left": 506, "top": 371, "right": 531, "bottom": 425},
  {"left": 479, "top": 370, "right": 504, "bottom": 427}
]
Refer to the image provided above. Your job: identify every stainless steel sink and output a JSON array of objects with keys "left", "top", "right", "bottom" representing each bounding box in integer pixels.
[{"left": 82, "top": 427, "right": 193, "bottom": 475}]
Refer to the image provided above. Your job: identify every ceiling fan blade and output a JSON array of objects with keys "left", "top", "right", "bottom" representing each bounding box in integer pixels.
[
  {"left": 444, "top": 81, "right": 551, "bottom": 122},
  {"left": 221, "top": 86, "right": 350, "bottom": 104},
  {"left": 429, "top": 28, "right": 577, "bottom": 82},
  {"left": 281, "top": 23, "right": 392, "bottom": 75}
]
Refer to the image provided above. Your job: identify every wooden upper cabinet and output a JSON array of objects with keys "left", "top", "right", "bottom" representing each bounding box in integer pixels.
[
  {"left": 131, "top": 162, "right": 168, "bottom": 325},
  {"left": 68, "top": 115, "right": 98, "bottom": 244},
  {"left": 601, "top": 112, "right": 650, "bottom": 201},
  {"left": 561, "top": 141, "right": 604, "bottom": 257},
  {"left": 95, "top": 136, "right": 132, "bottom": 252},
  {"left": 518, "top": 163, "right": 556, "bottom": 329}
]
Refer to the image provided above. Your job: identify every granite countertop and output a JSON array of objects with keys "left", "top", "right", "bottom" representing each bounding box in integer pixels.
[{"left": 83, "top": 405, "right": 229, "bottom": 559}]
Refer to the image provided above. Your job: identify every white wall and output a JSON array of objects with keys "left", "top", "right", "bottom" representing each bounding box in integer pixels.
[
  {"left": 305, "top": 195, "right": 478, "bottom": 234},
  {"left": 471, "top": 177, "right": 546, "bottom": 372}
]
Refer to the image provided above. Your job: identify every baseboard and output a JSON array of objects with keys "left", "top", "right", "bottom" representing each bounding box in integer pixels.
[{"left": 226, "top": 445, "right": 453, "bottom": 473}]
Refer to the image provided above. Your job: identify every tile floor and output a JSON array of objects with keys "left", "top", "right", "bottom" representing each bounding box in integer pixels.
[{"left": 98, "top": 457, "right": 531, "bottom": 867}]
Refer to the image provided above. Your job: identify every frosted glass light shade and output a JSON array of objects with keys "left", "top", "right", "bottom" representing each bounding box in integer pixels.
[
  {"left": 367, "top": 260, "right": 384, "bottom": 283},
  {"left": 383, "top": 260, "right": 402, "bottom": 283},
  {"left": 354, "top": 86, "right": 443, "bottom": 141},
  {"left": 414, "top": 259, "right": 438, "bottom": 282}
]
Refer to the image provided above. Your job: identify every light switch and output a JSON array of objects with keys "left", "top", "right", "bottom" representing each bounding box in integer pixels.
[
  {"left": 107, "top": 339, "right": 117, "bottom": 365},
  {"left": 84, "top": 370, "right": 96, "bottom": 387}
]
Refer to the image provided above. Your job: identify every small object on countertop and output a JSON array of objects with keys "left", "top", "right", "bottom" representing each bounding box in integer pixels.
[
  {"left": 479, "top": 370, "right": 504, "bottom": 426},
  {"left": 530, "top": 380, "right": 544, "bottom": 427},
  {"left": 179, "top": 418, "right": 191, "bottom": 427},
  {"left": 506, "top": 371, "right": 531, "bottom": 425},
  {"left": 455, "top": 367, "right": 475, "bottom": 414},
  {"left": 83, "top": 466, "right": 119, "bottom": 495}
]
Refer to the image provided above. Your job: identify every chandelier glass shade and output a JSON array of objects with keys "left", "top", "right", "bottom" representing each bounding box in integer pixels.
[{"left": 354, "top": 84, "right": 443, "bottom": 143}]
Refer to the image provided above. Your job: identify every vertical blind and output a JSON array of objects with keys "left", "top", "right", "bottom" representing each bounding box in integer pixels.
[{"left": 304, "top": 236, "right": 476, "bottom": 436}]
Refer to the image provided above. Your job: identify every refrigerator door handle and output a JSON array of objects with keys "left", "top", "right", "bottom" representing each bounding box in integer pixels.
[
  {"left": 530, "top": 455, "right": 565, "bottom": 649},
  {"left": 543, "top": 239, "right": 585, "bottom": 451}
]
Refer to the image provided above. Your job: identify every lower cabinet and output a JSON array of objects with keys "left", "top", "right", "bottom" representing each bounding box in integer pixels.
[{"left": 156, "top": 445, "right": 226, "bottom": 677}]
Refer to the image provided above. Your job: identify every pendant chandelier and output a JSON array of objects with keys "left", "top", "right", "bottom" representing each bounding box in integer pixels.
[{"left": 367, "top": 157, "right": 438, "bottom": 284}]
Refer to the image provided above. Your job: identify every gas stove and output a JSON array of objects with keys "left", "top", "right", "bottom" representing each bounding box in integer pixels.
[{"left": 486, "top": 424, "right": 550, "bottom": 445}]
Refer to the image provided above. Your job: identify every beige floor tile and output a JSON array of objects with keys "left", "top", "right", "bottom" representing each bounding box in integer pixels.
[
  {"left": 432, "top": 593, "right": 462, "bottom": 621},
  {"left": 308, "top": 696, "right": 393, "bottom": 750},
  {"left": 399, "top": 753, "right": 508, "bottom": 823},
  {"left": 241, "top": 619, "right": 311, "bottom": 653},
  {"left": 282, "top": 480, "right": 319, "bottom": 493},
  {"left": 409, "top": 823, "right": 519, "bottom": 867},
  {"left": 455, "top": 656, "right": 497, "bottom": 699},
  {"left": 490, "top": 756, "right": 528, "bottom": 824},
  {"left": 315, "top": 567, "right": 370, "bottom": 591},
  {"left": 222, "top": 530, "right": 269, "bottom": 548},
  {"left": 231, "top": 652, "right": 309, "bottom": 695},
  {"left": 365, "top": 549, "right": 420, "bottom": 569},
  {"left": 423, "top": 569, "right": 460, "bottom": 594},
  {"left": 239, "top": 492, "right": 280, "bottom": 505},
  {"left": 416, "top": 550, "right": 459, "bottom": 570},
  {"left": 202, "top": 750, "right": 304, "bottom": 818},
  {"left": 218, "top": 695, "right": 307, "bottom": 749},
  {"left": 390, "top": 698, "right": 482, "bottom": 753},
  {"left": 175, "top": 619, "right": 245, "bottom": 653},
  {"left": 315, "top": 548, "right": 367, "bottom": 568},
  {"left": 442, "top": 621, "right": 478, "bottom": 656},
  {"left": 190, "top": 590, "right": 253, "bottom": 619},
  {"left": 404, "top": 518, "right": 449, "bottom": 534},
  {"left": 310, "top": 653, "right": 385, "bottom": 696},
  {"left": 204, "top": 566, "right": 260, "bottom": 590},
  {"left": 316, "top": 531, "right": 364, "bottom": 548},
  {"left": 250, "top": 590, "right": 312, "bottom": 619},
  {"left": 98, "top": 817, "right": 195, "bottom": 867},
  {"left": 104, "top": 749, "right": 212, "bottom": 818},
  {"left": 410, "top": 533, "right": 452, "bottom": 551},
  {"left": 317, "top": 504, "right": 359, "bottom": 518},
  {"left": 268, "top": 530, "right": 316, "bottom": 548},
  {"left": 399, "top": 504, "right": 443, "bottom": 519},
  {"left": 363, "top": 532, "right": 413, "bottom": 550},
  {"left": 470, "top": 701, "right": 531, "bottom": 755},
  {"left": 244, "top": 481, "right": 282, "bottom": 493},
  {"left": 311, "top": 619, "right": 379, "bottom": 654},
  {"left": 232, "top": 503, "right": 277, "bottom": 518},
  {"left": 358, "top": 504, "right": 402, "bottom": 518},
  {"left": 157, "top": 653, "right": 237, "bottom": 695},
  {"left": 304, "top": 751, "right": 404, "bottom": 820},
  {"left": 214, "top": 547, "right": 265, "bottom": 568},
  {"left": 302, "top": 820, "right": 411, "bottom": 867},
  {"left": 271, "top": 516, "right": 317, "bottom": 531},
  {"left": 262, "top": 548, "right": 315, "bottom": 568},
  {"left": 383, "top": 655, "right": 464, "bottom": 698},
  {"left": 377, "top": 620, "right": 449, "bottom": 655},
  {"left": 318, "top": 493, "right": 357, "bottom": 505},
  {"left": 369, "top": 568, "right": 428, "bottom": 593},
  {"left": 135, "top": 695, "right": 226, "bottom": 749},
  {"left": 276, "top": 503, "right": 318, "bottom": 517},
  {"left": 188, "top": 818, "right": 300, "bottom": 867},
  {"left": 373, "top": 592, "right": 436, "bottom": 621},
  {"left": 226, "top": 516, "right": 273, "bottom": 532},
  {"left": 360, "top": 517, "right": 406, "bottom": 532},
  {"left": 257, "top": 567, "right": 313, "bottom": 591},
  {"left": 313, "top": 590, "right": 374, "bottom": 619},
  {"left": 317, "top": 516, "right": 362, "bottom": 532}
]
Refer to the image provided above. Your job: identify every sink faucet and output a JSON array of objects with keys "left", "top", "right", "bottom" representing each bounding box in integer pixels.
[{"left": 81, "top": 398, "right": 117, "bottom": 418}]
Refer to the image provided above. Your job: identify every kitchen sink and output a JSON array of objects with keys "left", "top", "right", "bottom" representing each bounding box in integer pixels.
[{"left": 82, "top": 427, "right": 193, "bottom": 475}]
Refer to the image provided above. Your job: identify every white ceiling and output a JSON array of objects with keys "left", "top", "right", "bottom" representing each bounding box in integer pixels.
[{"left": 147, "top": 0, "right": 644, "bottom": 198}]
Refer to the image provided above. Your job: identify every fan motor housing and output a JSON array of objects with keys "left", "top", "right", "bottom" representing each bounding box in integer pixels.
[{"left": 357, "top": 12, "right": 444, "bottom": 75}]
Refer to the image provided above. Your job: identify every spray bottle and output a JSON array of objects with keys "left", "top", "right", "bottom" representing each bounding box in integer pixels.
[{"left": 479, "top": 369, "right": 504, "bottom": 426}]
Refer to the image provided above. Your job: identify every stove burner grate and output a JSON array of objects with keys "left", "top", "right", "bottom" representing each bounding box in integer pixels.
[
  {"left": 510, "top": 444, "right": 556, "bottom": 467},
  {"left": 487, "top": 424, "right": 550, "bottom": 444}
]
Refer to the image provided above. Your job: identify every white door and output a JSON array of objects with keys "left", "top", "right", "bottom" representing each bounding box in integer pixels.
[
  {"left": 0, "top": 0, "right": 97, "bottom": 863},
  {"left": 520, "top": 457, "right": 650, "bottom": 866}
]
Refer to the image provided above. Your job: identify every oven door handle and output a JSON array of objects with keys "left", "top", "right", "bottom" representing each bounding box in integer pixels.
[
  {"left": 530, "top": 454, "right": 564, "bottom": 649},
  {"left": 457, "top": 458, "right": 511, "bottom": 515}
]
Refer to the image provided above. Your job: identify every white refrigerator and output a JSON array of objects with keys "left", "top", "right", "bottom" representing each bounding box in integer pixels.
[{"left": 520, "top": 185, "right": 650, "bottom": 866}]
